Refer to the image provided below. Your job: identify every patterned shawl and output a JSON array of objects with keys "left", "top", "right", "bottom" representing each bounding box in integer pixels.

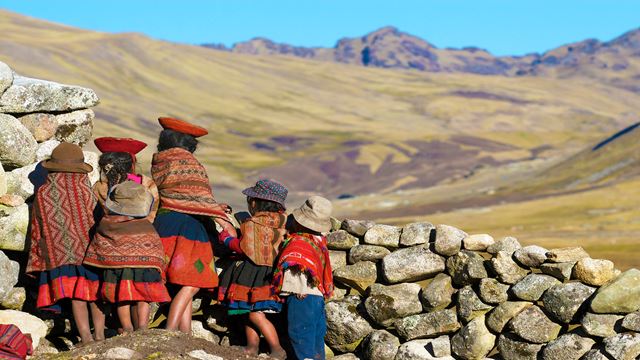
[
  {"left": 273, "top": 233, "right": 334, "bottom": 298},
  {"left": 239, "top": 211, "right": 287, "bottom": 266},
  {"left": 84, "top": 215, "right": 165, "bottom": 271},
  {"left": 93, "top": 175, "right": 160, "bottom": 221},
  {"left": 27, "top": 173, "right": 97, "bottom": 273},
  {"left": 151, "top": 148, "right": 226, "bottom": 217}
]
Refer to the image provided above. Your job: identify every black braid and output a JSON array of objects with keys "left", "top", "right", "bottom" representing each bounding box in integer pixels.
[{"left": 98, "top": 152, "right": 133, "bottom": 190}]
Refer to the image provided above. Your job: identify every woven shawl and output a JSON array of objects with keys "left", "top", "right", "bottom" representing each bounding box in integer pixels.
[
  {"left": 84, "top": 215, "right": 165, "bottom": 271},
  {"left": 273, "top": 233, "right": 334, "bottom": 298},
  {"left": 151, "top": 148, "right": 226, "bottom": 217},
  {"left": 239, "top": 211, "right": 287, "bottom": 266},
  {"left": 27, "top": 173, "right": 97, "bottom": 273}
]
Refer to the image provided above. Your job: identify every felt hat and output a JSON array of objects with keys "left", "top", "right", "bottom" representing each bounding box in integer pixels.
[
  {"left": 242, "top": 179, "right": 288, "bottom": 207},
  {"left": 41, "top": 142, "right": 93, "bottom": 174},
  {"left": 94, "top": 137, "right": 147, "bottom": 155},
  {"left": 105, "top": 181, "right": 154, "bottom": 218},
  {"left": 292, "top": 196, "right": 333, "bottom": 233},
  {"left": 158, "top": 117, "right": 208, "bottom": 137}
]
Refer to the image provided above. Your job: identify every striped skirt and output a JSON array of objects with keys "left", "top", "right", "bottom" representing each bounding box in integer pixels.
[
  {"left": 36, "top": 264, "right": 100, "bottom": 309},
  {"left": 100, "top": 268, "right": 170, "bottom": 303},
  {"left": 217, "top": 260, "right": 282, "bottom": 315}
]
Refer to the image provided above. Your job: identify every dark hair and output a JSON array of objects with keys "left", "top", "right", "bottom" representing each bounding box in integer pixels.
[
  {"left": 248, "top": 197, "right": 285, "bottom": 213},
  {"left": 98, "top": 152, "right": 133, "bottom": 190},
  {"left": 287, "top": 215, "right": 322, "bottom": 236},
  {"left": 157, "top": 129, "right": 198, "bottom": 153}
]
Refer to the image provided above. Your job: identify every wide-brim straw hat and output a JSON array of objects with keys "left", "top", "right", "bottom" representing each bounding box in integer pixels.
[
  {"left": 105, "top": 181, "right": 154, "bottom": 218},
  {"left": 242, "top": 179, "right": 288, "bottom": 208},
  {"left": 41, "top": 142, "right": 93, "bottom": 174},
  {"left": 292, "top": 195, "right": 333, "bottom": 233}
]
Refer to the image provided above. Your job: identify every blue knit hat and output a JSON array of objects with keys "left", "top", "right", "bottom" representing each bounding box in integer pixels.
[{"left": 242, "top": 179, "right": 288, "bottom": 207}]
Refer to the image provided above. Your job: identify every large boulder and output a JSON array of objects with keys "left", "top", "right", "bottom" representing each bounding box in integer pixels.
[
  {"left": 0, "top": 114, "right": 37, "bottom": 168},
  {"left": 581, "top": 313, "right": 623, "bottom": 337},
  {"left": 573, "top": 258, "right": 616, "bottom": 286},
  {"left": 450, "top": 316, "right": 496, "bottom": 360},
  {"left": 362, "top": 330, "right": 400, "bottom": 360},
  {"left": 394, "top": 338, "right": 454, "bottom": 360},
  {"left": 445, "top": 250, "right": 487, "bottom": 286},
  {"left": 1, "top": 287, "right": 26, "bottom": 310},
  {"left": 348, "top": 245, "right": 390, "bottom": 264},
  {"left": 5, "top": 162, "right": 43, "bottom": 200},
  {"left": 591, "top": 269, "right": 640, "bottom": 314},
  {"left": 420, "top": 273, "right": 455, "bottom": 311},
  {"left": 0, "top": 61, "right": 12, "bottom": 95},
  {"left": 509, "top": 305, "right": 562, "bottom": 344},
  {"left": 603, "top": 333, "right": 640, "bottom": 360},
  {"left": 457, "top": 285, "right": 492, "bottom": 323},
  {"left": 327, "top": 230, "right": 359, "bottom": 250},
  {"left": 381, "top": 246, "right": 444, "bottom": 283},
  {"left": 491, "top": 250, "right": 529, "bottom": 284},
  {"left": 325, "top": 299, "right": 374, "bottom": 352},
  {"left": 333, "top": 261, "right": 377, "bottom": 293},
  {"left": 394, "top": 308, "right": 460, "bottom": 341},
  {"left": 497, "top": 334, "right": 543, "bottom": 360},
  {"left": 400, "top": 222, "right": 433, "bottom": 247},
  {"left": 478, "top": 278, "right": 510, "bottom": 304},
  {"left": 542, "top": 333, "right": 595, "bottom": 360},
  {"left": 622, "top": 312, "right": 640, "bottom": 332},
  {"left": 486, "top": 301, "right": 532, "bottom": 333},
  {"left": 540, "top": 262, "right": 575, "bottom": 281},
  {"left": 0, "top": 75, "right": 99, "bottom": 113},
  {"left": 364, "top": 224, "right": 401, "bottom": 248},
  {"left": 546, "top": 247, "right": 589, "bottom": 263},
  {"left": 487, "top": 236, "right": 521, "bottom": 255},
  {"left": 0, "top": 310, "right": 48, "bottom": 348},
  {"left": 462, "top": 233, "right": 494, "bottom": 251},
  {"left": 510, "top": 273, "right": 560, "bottom": 301},
  {"left": 543, "top": 282, "right": 596, "bottom": 323},
  {"left": 0, "top": 203, "right": 29, "bottom": 251},
  {"left": 18, "top": 113, "right": 58, "bottom": 142},
  {"left": 341, "top": 219, "right": 375, "bottom": 237},
  {"left": 35, "top": 139, "right": 61, "bottom": 162},
  {"left": 364, "top": 283, "right": 422, "bottom": 326},
  {"left": 0, "top": 250, "right": 20, "bottom": 302},
  {"left": 54, "top": 109, "right": 94, "bottom": 146},
  {"left": 513, "top": 245, "right": 548, "bottom": 268},
  {"left": 433, "top": 224, "right": 466, "bottom": 256},
  {"left": 329, "top": 250, "right": 347, "bottom": 270}
]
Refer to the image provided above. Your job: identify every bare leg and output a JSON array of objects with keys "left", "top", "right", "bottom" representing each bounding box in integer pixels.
[
  {"left": 117, "top": 303, "right": 134, "bottom": 333},
  {"left": 136, "top": 301, "right": 150, "bottom": 330},
  {"left": 132, "top": 304, "right": 139, "bottom": 329},
  {"left": 165, "top": 286, "right": 199, "bottom": 332},
  {"left": 71, "top": 300, "right": 93, "bottom": 344},
  {"left": 89, "top": 302, "right": 106, "bottom": 341},
  {"left": 248, "top": 312, "right": 285, "bottom": 358},
  {"left": 244, "top": 319, "right": 260, "bottom": 355}
]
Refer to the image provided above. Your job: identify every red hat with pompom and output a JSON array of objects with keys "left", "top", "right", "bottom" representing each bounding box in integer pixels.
[
  {"left": 94, "top": 137, "right": 147, "bottom": 155},
  {"left": 158, "top": 117, "right": 208, "bottom": 138}
]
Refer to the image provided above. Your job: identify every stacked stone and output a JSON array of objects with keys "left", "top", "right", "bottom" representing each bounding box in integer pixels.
[
  {"left": 325, "top": 219, "right": 640, "bottom": 360},
  {"left": 0, "top": 60, "right": 99, "bottom": 351}
]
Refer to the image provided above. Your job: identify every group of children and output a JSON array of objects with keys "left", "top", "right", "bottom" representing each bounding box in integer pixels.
[{"left": 26, "top": 117, "right": 334, "bottom": 360}]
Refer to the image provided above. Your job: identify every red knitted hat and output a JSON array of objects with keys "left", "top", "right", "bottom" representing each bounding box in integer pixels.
[
  {"left": 158, "top": 117, "right": 208, "bottom": 138},
  {"left": 94, "top": 137, "right": 147, "bottom": 155}
]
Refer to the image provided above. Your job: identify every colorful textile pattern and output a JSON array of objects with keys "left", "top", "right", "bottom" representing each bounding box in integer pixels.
[
  {"left": 84, "top": 215, "right": 165, "bottom": 272},
  {"left": 151, "top": 148, "right": 226, "bottom": 218},
  {"left": 273, "top": 233, "right": 334, "bottom": 299},
  {"left": 93, "top": 175, "right": 159, "bottom": 222},
  {"left": 100, "top": 268, "right": 170, "bottom": 303},
  {"left": 217, "top": 260, "right": 282, "bottom": 315},
  {"left": 237, "top": 212, "right": 287, "bottom": 267},
  {"left": 36, "top": 264, "right": 100, "bottom": 308},
  {"left": 27, "top": 173, "right": 97, "bottom": 273},
  {"left": 154, "top": 210, "right": 218, "bottom": 288},
  {"left": 0, "top": 324, "right": 33, "bottom": 359}
]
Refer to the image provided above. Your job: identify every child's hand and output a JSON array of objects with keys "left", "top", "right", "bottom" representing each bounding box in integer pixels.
[
  {"left": 213, "top": 203, "right": 232, "bottom": 214},
  {"left": 295, "top": 294, "right": 307, "bottom": 300},
  {"left": 218, "top": 221, "right": 238, "bottom": 240}
]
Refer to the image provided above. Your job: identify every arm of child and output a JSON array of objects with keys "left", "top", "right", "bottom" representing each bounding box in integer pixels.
[{"left": 218, "top": 228, "right": 243, "bottom": 255}]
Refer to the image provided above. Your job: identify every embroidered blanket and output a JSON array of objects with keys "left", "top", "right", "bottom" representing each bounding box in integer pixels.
[{"left": 239, "top": 211, "right": 287, "bottom": 266}]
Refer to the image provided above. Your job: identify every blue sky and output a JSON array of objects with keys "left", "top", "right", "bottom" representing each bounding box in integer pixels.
[{"left": 2, "top": 1, "right": 639, "bottom": 56}]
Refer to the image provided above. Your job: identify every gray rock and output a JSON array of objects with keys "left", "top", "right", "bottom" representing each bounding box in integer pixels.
[
  {"left": 542, "top": 333, "right": 595, "bottom": 360},
  {"left": 543, "top": 282, "right": 596, "bottom": 323},
  {"left": 622, "top": 312, "right": 640, "bottom": 331},
  {"left": 333, "top": 261, "right": 377, "bottom": 293},
  {"left": 364, "top": 224, "right": 401, "bottom": 248},
  {"left": 603, "top": 333, "right": 640, "bottom": 360},
  {"left": 325, "top": 300, "right": 374, "bottom": 352},
  {"left": 0, "top": 114, "right": 37, "bottom": 168},
  {"left": 400, "top": 222, "right": 433, "bottom": 247},
  {"left": 18, "top": 113, "right": 58, "bottom": 142},
  {"left": 331, "top": 286, "right": 348, "bottom": 301},
  {"left": 394, "top": 338, "right": 455, "bottom": 360},
  {"left": 540, "top": 262, "right": 575, "bottom": 281},
  {"left": 394, "top": 308, "right": 460, "bottom": 341},
  {"left": 349, "top": 245, "right": 390, "bottom": 264},
  {"left": 546, "top": 247, "right": 590, "bottom": 263},
  {"left": 511, "top": 273, "right": 560, "bottom": 301},
  {"left": 327, "top": 230, "right": 359, "bottom": 250},
  {"left": 581, "top": 313, "right": 623, "bottom": 337},
  {"left": 381, "top": 246, "right": 445, "bottom": 283},
  {"left": 191, "top": 320, "right": 220, "bottom": 343},
  {"left": 187, "top": 350, "right": 223, "bottom": 360},
  {"left": 573, "top": 258, "right": 616, "bottom": 286},
  {"left": 497, "top": 334, "right": 543, "bottom": 360},
  {"left": 451, "top": 316, "right": 496, "bottom": 360},
  {"left": 445, "top": 250, "right": 488, "bottom": 286},
  {"left": 513, "top": 245, "right": 548, "bottom": 268},
  {"left": 5, "top": 162, "right": 39, "bottom": 200},
  {"left": 433, "top": 224, "right": 466, "bottom": 256},
  {"left": 363, "top": 330, "right": 400, "bottom": 360},
  {"left": 582, "top": 349, "right": 611, "bottom": 360},
  {"left": 486, "top": 301, "right": 532, "bottom": 333},
  {"left": 0, "top": 75, "right": 99, "bottom": 113},
  {"left": 104, "top": 347, "right": 142, "bottom": 360},
  {"left": 330, "top": 217, "right": 342, "bottom": 231},
  {"left": 35, "top": 139, "right": 61, "bottom": 162},
  {"left": 487, "top": 236, "right": 521, "bottom": 255},
  {"left": 591, "top": 269, "right": 640, "bottom": 314},
  {"left": 341, "top": 219, "right": 376, "bottom": 237},
  {"left": 491, "top": 250, "right": 529, "bottom": 284},
  {"left": 420, "top": 273, "right": 456, "bottom": 311},
  {"left": 333, "top": 354, "right": 359, "bottom": 360},
  {"left": 0, "top": 203, "right": 29, "bottom": 251},
  {"left": 364, "top": 283, "right": 422, "bottom": 326},
  {"left": 84, "top": 150, "right": 100, "bottom": 185},
  {"left": 509, "top": 305, "right": 562, "bottom": 344},
  {"left": 0, "top": 162, "right": 5, "bottom": 197},
  {"left": 0, "top": 310, "right": 48, "bottom": 348},
  {"left": 0, "top": 251, "right": 19, "bottom": 302},
  {"left": 430, "top": 335, "right": 451, "bottom": 357},
  {"left": 54, "top": 109, "right": 94, "bottom": 146},
  {"left": 0, "top": 287, "right": 25, "bottom": 310},
  {"left": 479, "top": 278, "right": 510, "bottom": 304},
  {"left": 329, "top": 250, "right": 348, "bottom": 269},
  {"left": 457, "top": 285, "right": 492, "bottom": 323},
  {"left": 462, "top": 233, "right": 494, "bottom": 251},
  {"left": 0, "top": 61, "right": 12, "bottom": 95}
]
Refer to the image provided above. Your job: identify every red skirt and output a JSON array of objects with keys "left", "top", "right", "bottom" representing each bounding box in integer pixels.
[
  {"left": 100, "top": 268, "right": 170, "bottom": 303},
  {"left": 36, "top": 264, "right": 100, "bottom": 309}
]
